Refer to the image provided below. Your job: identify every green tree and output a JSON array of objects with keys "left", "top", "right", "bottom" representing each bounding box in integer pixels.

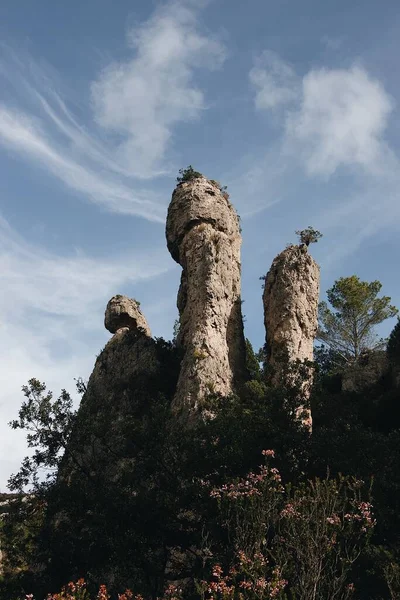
[
  {"left": 295, "top": 226, "right": 323, "bottom": 246},
  {"left": 176, "top": 165, "right": 203, "bottom": 183},
  {"left": 8, "top": 378, "right": 76, "bottom": 493},
  {"left": 387, "top": 318, "right": 400, "bottom": 367},
  {"left": 172, "top": 318, "right": 181, "bottom": 346},
  {"left": 318, "top": 276, "right": 398, "bottom": 361},
  {"left": 245, "top": 338, "right": 262, "bottom": 381}
]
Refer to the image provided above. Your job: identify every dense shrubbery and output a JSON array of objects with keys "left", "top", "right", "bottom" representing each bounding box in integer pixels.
[
  {"left": 24, "top": 460, "right": 375, "bottom": 600},
  {"left": 387, "top": 318, "right": 400, "bottom": 367},
  {"left": 2, "top": 321, "right": 400, "bottom": 599}
]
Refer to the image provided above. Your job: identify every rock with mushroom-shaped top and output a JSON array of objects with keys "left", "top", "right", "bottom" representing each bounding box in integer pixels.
[
  {"left": 166, "top": 175, "right": 246, "bottom": 420},
  {"left": 105, "top": 295, "right": 151, "bottom": 337},
  {"left": 58, "top": 296, "right": 158, "bottom": 484}
]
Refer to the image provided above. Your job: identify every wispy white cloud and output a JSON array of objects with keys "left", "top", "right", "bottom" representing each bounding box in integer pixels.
[
  {"left": 0, "top": 215, "right": 170, "bottom": 319},
  {"left": 249, "top": 50, "right": 298, "bottom": 111},
  {"left": 247, "top": 52, "right": 400, "bottom": 253},
  {"left": 0, "top": 106, "right": 166, "bottom": 222},
  {"left": 285, "top": 66, "right": 395, "bottom": 176},
  {"left": 250, "top": 54, "right": 395, "bottom": 177},
  {"left": 91, "top": 0, "right": 226, "bottom": 178},
  {"left": 0, "top": 0, "right": 226, "bottom": 219}
]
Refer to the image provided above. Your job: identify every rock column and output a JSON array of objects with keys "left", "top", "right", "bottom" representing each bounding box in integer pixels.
[
  {"left": 263, "top": 244, "right": 320, "bottom": 428},
  {"left": 166, "top": 176, "right": 246, "bottom": 418}
]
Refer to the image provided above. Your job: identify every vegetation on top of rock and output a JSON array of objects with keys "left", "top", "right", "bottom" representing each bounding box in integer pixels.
[
  {"left": 209, "top": 179, "right": 229, "bottom": 197},
  {"left": 295, "top": 226, "right": 323, "bottom": 246},
  {"left": 318, "top": 275, "right": 398, "bottom": 362},
  {"left": 176, "top": 168, "right": 230, "bottom": 199},
  {"left": 176, "top": 165, "right": 203, "bottom": 183}
]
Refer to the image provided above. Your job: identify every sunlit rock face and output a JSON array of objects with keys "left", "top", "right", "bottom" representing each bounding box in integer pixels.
[
  {"left": 263, "top": 244, "right": 320, "bottom": 429},
  {"left": 105, "top": 295, "right": 151, "bottom": 337},
  {"left": 166, "top": 176, "right": 246, "bottom": 420}
]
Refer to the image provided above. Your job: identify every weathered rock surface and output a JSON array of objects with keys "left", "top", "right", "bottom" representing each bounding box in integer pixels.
[
  {"left": 166, "top": 176, "right": 246, "bottom": 418},
  {"left": 47, "top": 297, "right": 183, "bottom": 590},
  {"left": 263, "top": 244, "right": 320, "bottom": 427},
  {"left": 59, "top": 296, "right": 158, "bottom": 483},
  {"left": 105, "top": 295, "right": 151, "bottom": 337}
]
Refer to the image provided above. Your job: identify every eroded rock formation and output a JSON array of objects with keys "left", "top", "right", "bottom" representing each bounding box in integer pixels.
[
  {"left": 263, "top": 244, "right": 320, "bottom": 428},
  {"left": 166, "top": 176, "right": 246, "bottom": 418},
  {"left": 105, "top": 295, "right": 151, "bottom": 337},
  {"left": 59, "top": 295, "right": 159, "bottom": 483}
]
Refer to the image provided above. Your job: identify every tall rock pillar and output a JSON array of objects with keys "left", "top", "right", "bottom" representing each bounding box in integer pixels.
[
  {"left": 263, "top": 244, "right": 320, "bottom": 428},
  {"left": 166, "top": 176, "right": 246, "bottom": 418}
]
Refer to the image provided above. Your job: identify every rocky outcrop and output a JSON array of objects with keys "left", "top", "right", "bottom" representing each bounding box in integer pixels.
[
  {"left": 59, "top": 296, "right": 159, "bottom": 483},
  {"left": 90, "top": 295, "right": 156, "bottom": 415},
  {"left": 263, "top": 244, "right": 320, "bottom": 428},
  {"left": 105, "top": 295, "right": 151, "bottom": 337},
  {"left": 166, "top": 176, "right": 246, "bottom": 419},
  {"left": 49, "top": 297, "right": 183, "bottom": 590}
]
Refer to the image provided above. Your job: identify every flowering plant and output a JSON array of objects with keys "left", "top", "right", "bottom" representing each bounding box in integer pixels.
[{"left": 208, "top": 452, "right": 374, "bottom": 600}]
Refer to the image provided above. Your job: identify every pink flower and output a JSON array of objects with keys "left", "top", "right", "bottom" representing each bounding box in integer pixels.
[
  {"left": 239, "top": 580, "right": 253, "bottom": 590},
  {"left": 97, "top": 584, "right": 110, "bottom": 600},
  {"left": 280, "top": 502, "right": 301, "bottom": 519},
  {"left": 326, "top": 514, "right": 341, "bottom": 526},
  {"left": 255, "top": 577, "right": 267, "bottom": 590},
  {"left": 212, "top": 565, "right": 223, "bottom": 578},
  {"left": 262, "top": 449, "right": 275, "bottom": 457},
  {"left": 237, "top": 550, "right": 252, "bottom": 565}
]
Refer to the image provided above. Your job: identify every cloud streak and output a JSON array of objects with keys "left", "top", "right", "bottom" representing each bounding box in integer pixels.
[
  {"left": 249, "top": 51, "right": 298, "bottom": 111},
  {"left": 0, "top": 106, "right": 166, "bottom": 222},
  {"left": 91, "top": 0, "right": 226, "bottom": 178},
  {"left": 247, "top": 52, "right": 400, "bottom": 253},
  {"left": 0, "top": 0, "right": 226, "bottom": 220}
]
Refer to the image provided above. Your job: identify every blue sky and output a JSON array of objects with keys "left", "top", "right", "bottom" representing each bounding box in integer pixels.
[{"left": 1, "top": 0, "right": 400, "bottom": 489}]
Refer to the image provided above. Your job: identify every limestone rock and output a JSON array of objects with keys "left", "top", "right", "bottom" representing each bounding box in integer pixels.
[
  {"left": 166, "top": 176, "right": 246, "bottom": 418},
  {"left": 59, "top": 298, "right": 158, "bottom": 483},
  {"left": 263, "top": 244, "right": 320, "bottom": 428},
  {"left": 105, "top": 295, "right": 151, "bottom": 337}
]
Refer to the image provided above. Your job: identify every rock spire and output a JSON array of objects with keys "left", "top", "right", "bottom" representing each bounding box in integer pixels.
[
  {"left": 166, "top": 175, "right": 246, "bottom": 418},
  {"left": 263, "top": 244, "right": 320, "bottom": 428}
]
